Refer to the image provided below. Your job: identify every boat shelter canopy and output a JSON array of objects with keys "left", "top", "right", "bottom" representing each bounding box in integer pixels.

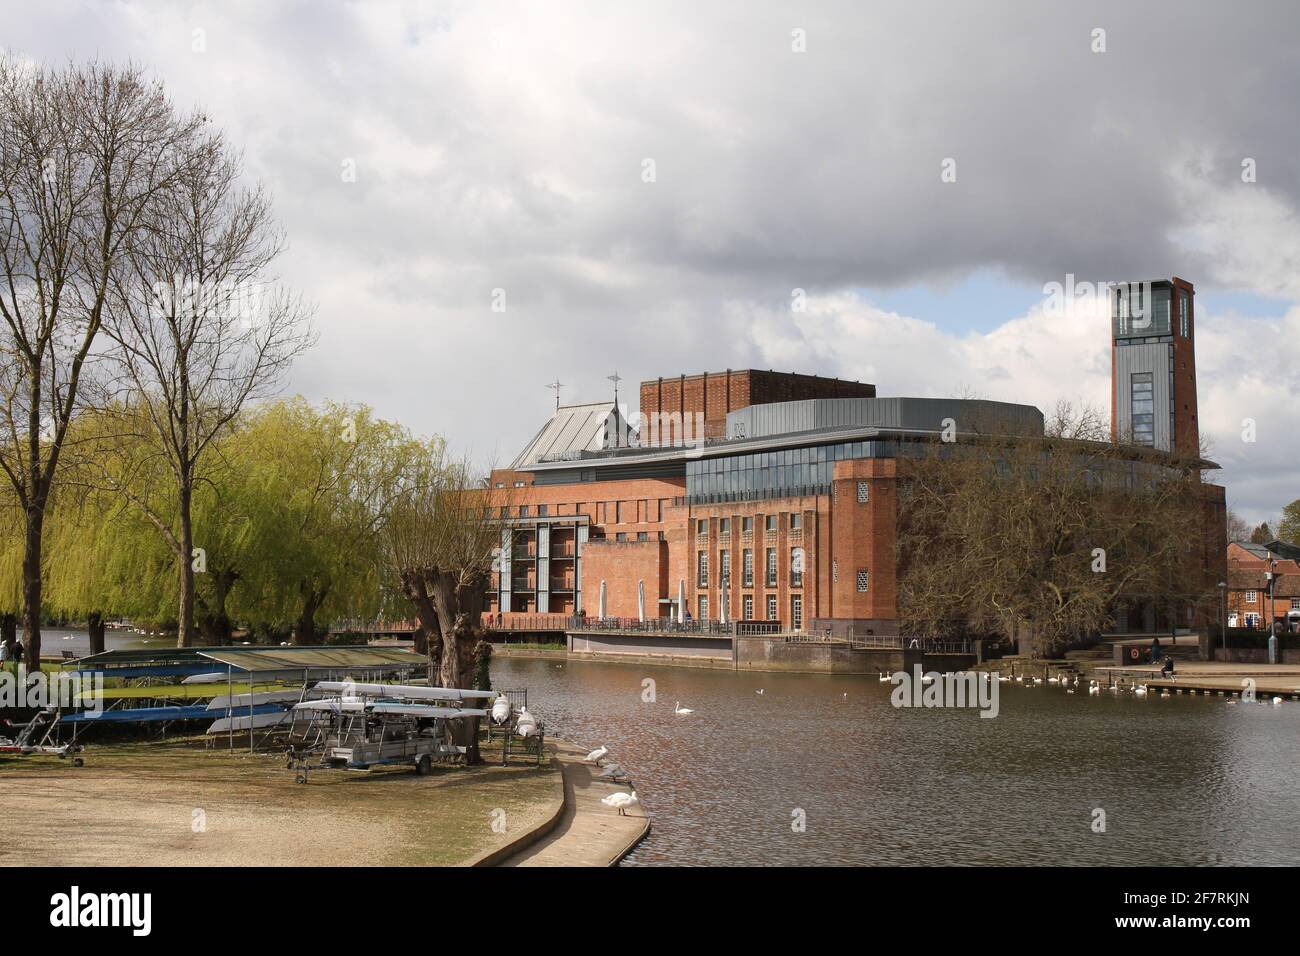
[{"left": 68, "top": 645, "right": 427, "bottom": 681}]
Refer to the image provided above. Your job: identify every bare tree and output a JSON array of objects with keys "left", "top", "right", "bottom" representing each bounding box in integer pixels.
[
  {"left": 0, "top": 59, "right": 201, "bottom": 668},
  {"left": 102, "top": 130, "right": 313, "bottom": 646},
  {"left": 897, "top": 406, "right": 1218, "bottom": 657},
  {"left": 1226, "top": 507, "right": 1251, "bottom": 545}
]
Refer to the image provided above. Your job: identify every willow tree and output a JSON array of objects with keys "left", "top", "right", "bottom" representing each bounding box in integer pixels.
[
  {"left": 43, "top": 408, "right": 184, "bottom": 642},
  {"left": 387, "top": 446, "right": 505, "bottom": 690},
  {"left": 102, "top": 124, "right": 313, "bottom": 648},
  {"left": 897, "top": 401, "right": 1216, "bottom": 656},
  {"left": 0, "top": 59, "right": 204, "bottom": 668},
  {"left": 221, "top": 399, "right": 419, "bottom": 644}
]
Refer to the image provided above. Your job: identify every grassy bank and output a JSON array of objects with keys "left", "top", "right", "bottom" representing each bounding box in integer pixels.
[{"left": 0, "top": 739, "right": 560, "bottom": 867}]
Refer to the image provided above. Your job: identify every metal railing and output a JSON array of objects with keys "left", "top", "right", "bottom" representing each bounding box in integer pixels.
[
  {"left": 482, "top": 614, "right": 572, "bottom": 632},
  {"left": 570, "top": 616, "right": 736, "bottom": 636}
]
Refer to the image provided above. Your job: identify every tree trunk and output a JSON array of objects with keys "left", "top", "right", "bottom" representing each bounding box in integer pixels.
[
  {"left": 87, "top": 611, "right": 106, "bottom": 655},
  {"left": 197, "top": 568, "right": 238, "bottom": 645},
  {"left": 292, "top": 582, "right": 328, "bottom": 645},
  {"left": 22, "top": 501, "right": 44, "bottom": 670},
  {"left": 1, "top": 613, "right": 16, "bottom": 658},
  {"left": 412, "top": 624, "right": 428, "bottom": 656},
  {"left": 176, "top": 482, "right": 195, "bottom": 648}
]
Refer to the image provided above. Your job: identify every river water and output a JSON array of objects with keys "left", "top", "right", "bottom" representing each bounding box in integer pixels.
[{"left": 490, "top": 656, "right": 1300, "bottom": 866}]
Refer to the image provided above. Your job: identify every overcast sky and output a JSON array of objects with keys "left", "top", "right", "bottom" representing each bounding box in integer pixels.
[{"left": 6, "top": 0, "right": 1299, "bottom": 525}]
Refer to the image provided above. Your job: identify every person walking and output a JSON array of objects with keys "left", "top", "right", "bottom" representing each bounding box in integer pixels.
[{"left": 1150, "top": 635, "right": 1161, "bottom": 664}]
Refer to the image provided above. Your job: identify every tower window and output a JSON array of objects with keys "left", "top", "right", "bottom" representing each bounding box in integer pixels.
[{"left": 1130, "top": 372, "right": 1154, "bottom": 446}]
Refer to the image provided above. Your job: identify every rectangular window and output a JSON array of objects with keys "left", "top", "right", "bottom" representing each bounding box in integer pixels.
[
  {"left": 519, "top": 505, "right": 530, "bottom": 517},
  {"left": 832, "top": 559, "right": 838, "bottom": 582},
  {"left": 1130, "top": 372, "right": 1155, "bottom": 446},
  {"left": 1291, "top": 598, "right": 1300, "bottom": 610},
  {"left": 1245, "top": 590, "right": 1257, "bottom": 604},
  {"left": 766, "top": 595, "right": 778, "bottom": 621},
  {"left": 766, "top": 549, "right": 777, "bottom": 587},
  {"left": 743, "top": 549, "right": 753, "bottom": 587},
  {"left": 720, "top": 518, "right": 731, "bottom": 534},
  {"left": 743, "top": 595, "right": 754, "bottom": 620},
  {"left": 789, "top": 513, "right": 801, "bottom": 530},
  {"left": 637, "top": 531, "right": 648, "bottom": 542},
  {"left": 791, "top": 595, "right": 803, "bottom": 631},
  {"left": 857, "top": 569, "right": 870, "bottom": 592},
  {"left": 697, "top": 551, "right": 708, "bottom": 587},
  {"left": 696, "top": 519, "right": 708, "bottom": 535},
  {"left": 857, "top": 480, "right": 870, "bottom": 503},
  {"left": 1179, "top": 290, "right": 1190, "bottom": 337},
  {"left": 765, "top": 515, "right": 778, "bottom": 532},
  {"left": 537, "top": 504, "right": 548, "bottom": 517},
  {"left": 742, "top": 517, "right": 753, "bottom": 532},
  {"left": 698, "top": 595, "right": 708, "bottom": 620},
  {"left": 615, "top": 532, "right": 627, "bottom": 542},
  {"left": 720, "top": 550, "right": 731, "bottom": 586}
]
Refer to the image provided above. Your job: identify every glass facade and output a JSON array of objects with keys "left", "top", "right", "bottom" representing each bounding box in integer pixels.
[
  {"left": 1113, "top": 283, "right": 1172, "bottom": 339},
  {"left": 1131, "top": 372, "right": 1154, "bottom": 446},
  {"left": 685, "top": 440, "right": 904, "bottom": 504}
]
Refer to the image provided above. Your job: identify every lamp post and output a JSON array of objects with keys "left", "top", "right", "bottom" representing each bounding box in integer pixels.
[
  {"left": 1217, "top": 581, "right": 1226, "bottom": 659},
  {"left": 1268, "top": 558, "right": 1279, "bottom": 665}
]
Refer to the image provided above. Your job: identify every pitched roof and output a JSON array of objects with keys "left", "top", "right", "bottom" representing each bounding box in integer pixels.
[{"left": 510, "top": 402, "right": 632, "bottom": 469}]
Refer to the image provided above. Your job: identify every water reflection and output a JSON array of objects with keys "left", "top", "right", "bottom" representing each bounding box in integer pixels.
[{"left": 491, "top": 657, "right": 1300, "bottom": 866}]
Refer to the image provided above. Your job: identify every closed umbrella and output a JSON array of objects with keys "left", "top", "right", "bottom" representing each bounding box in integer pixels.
[
  {"left": 637, "top": 580, "right": 646, "bottom": 623},
  {"left": 677, "top": 579, "right": 686, "bottom": 624},
  {"left": 598, "top": 580, "right": 607, "bottom": 621}
]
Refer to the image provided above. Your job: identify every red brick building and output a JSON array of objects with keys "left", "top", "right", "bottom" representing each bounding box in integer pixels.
[
  {"left": 485, "top": 366, "right": 1226, "bottom": 638},
  {"left": 1226, "top": 541, "right": 1300, "bottom": 632}
]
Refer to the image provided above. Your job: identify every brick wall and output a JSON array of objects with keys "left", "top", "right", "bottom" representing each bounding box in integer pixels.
[{"left": 640, "top": 369, "right": 875, "bottom": 443}]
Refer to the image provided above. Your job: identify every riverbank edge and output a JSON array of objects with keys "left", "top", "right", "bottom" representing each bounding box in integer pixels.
[
  {"left": 493, "top": 739, "right": 651, "bottom": 867},
  {"left": 464, "top": 748, "right": 568, "bottom": 867},
  {"left": 495, "top": 645, "right": 871, "bottom": 674}
]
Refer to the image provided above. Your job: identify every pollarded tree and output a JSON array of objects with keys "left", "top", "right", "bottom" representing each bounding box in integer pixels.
[
  {"left": 387, "top": 445, "right": 506, "bottom": 691},
  {"left": 102, "top": 123, "right": 313, "bottom": 647}
]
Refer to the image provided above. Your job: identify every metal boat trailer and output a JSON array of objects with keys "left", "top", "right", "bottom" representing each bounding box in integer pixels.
[
  {"left": 0, "top": 709, "right": 85, "bottom": 764},
  {"left": 285, "top": 707, "right": 477, "bottom": 784}
]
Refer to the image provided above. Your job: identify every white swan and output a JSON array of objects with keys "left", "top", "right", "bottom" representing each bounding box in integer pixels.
[
  {"left": 1272, "top": 696, "right": 1283, "bottom": 706},
  {"left": 601, "top": 790, "right": 639, "bottom": 815},
  {"left": 674, "top": 702, "right": 693, "bottom": 715},
  {"left": 585, "top": 745, "right": 609, "bottom": 765},
  {"left": 755, "top": 689, "right": 764, "bottom": 695},
  {"left": 1088, "top": 685, "right": 1100, "bottom": 696},
  {"left": 1134, "top": 685, "right": 1147, "bottom": 696},
  {"left": 516, "top": 706, "right": 540, "bottom": 737}
]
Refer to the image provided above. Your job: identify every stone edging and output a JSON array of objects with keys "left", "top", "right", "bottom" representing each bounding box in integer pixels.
[{"left": 463, "top": 754, "right": 567, "bottom": 867}]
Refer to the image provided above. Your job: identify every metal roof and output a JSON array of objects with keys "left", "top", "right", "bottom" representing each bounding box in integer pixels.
[
  {"left": 511, "top": 402, "right": 632, "bottom": 469},
  {"left": 69, "top": 645, "right": 427, "bottom": 676}
]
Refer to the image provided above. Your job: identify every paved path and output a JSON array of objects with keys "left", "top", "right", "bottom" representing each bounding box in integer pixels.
[{"left": 501, "top": 740, "right": 649, "bottom": 867}]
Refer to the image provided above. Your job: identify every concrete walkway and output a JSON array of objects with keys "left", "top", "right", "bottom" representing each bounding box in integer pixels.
[{"left": 500, "top": 740, "right": 649, "bottom": 867}]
